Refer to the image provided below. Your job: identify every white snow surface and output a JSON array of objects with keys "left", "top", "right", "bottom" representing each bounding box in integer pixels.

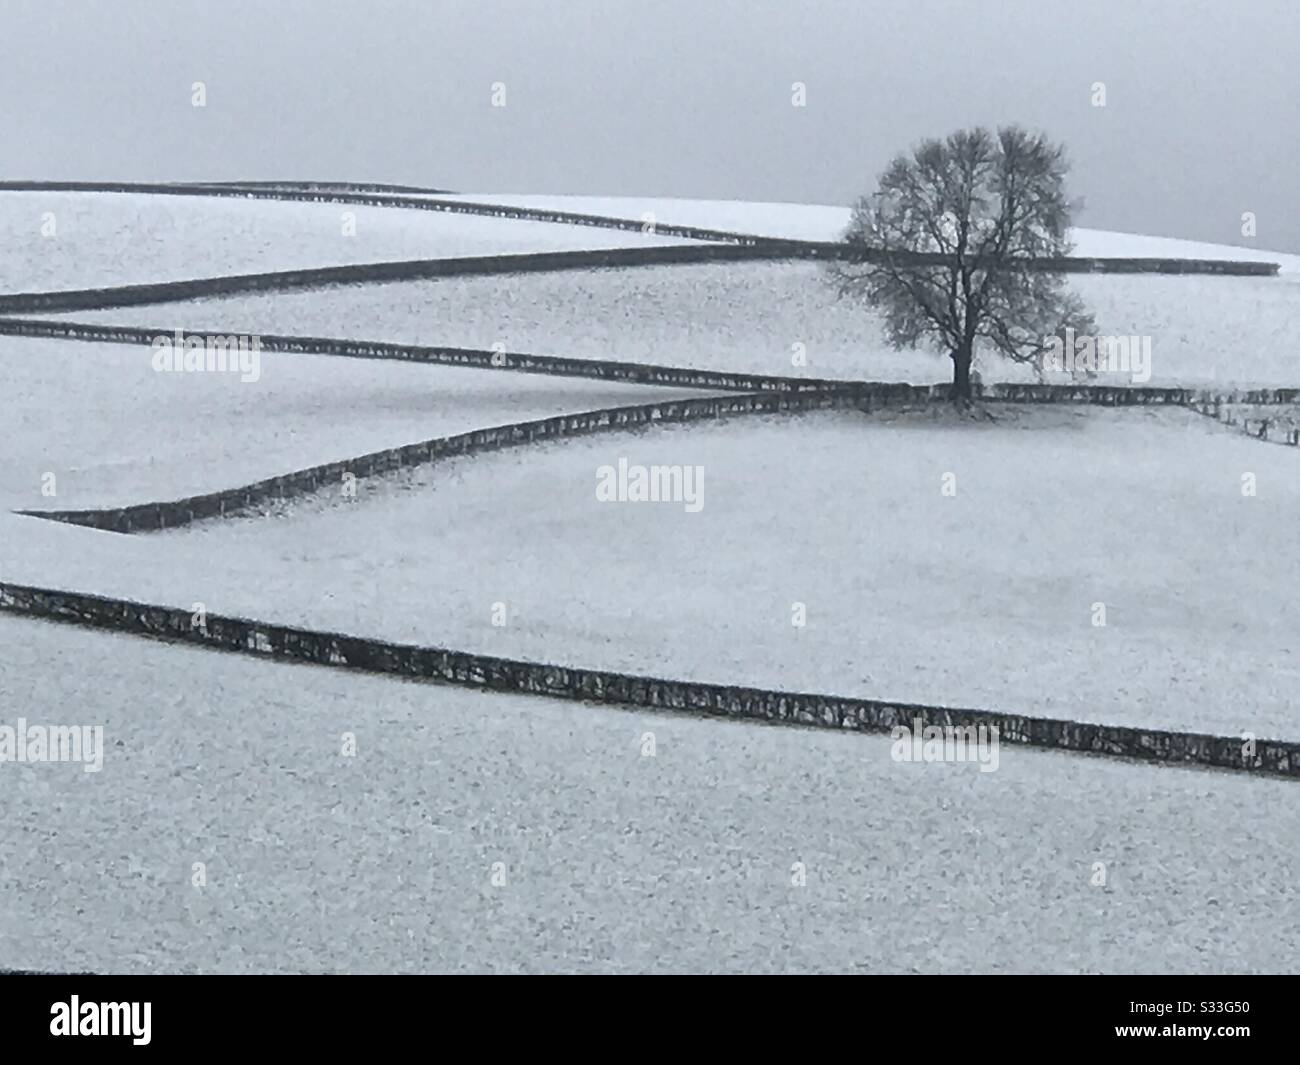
[
  {"left": 1, "top": 613, "right": 1295, "bottom": 974},
  {"left": 0, "top": 335, "right": 705, "bottom": 509},
  {"left": 55, "top": 261, "right": 1300, "bottom": 390},
  {"left": 3, "top": 406, "right": 1295, "bottom": 739},
  {"left": 4, "top": 190, "right": 1299, "bottom": 975},
  {"left": 441, "top": 193, "right": 1300, "bottom": 274},
  {"left": 0, "top": 190, "right": 699, "bottom": 292}
]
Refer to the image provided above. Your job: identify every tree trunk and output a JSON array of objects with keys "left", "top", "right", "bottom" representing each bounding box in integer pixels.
[{"left": 951, "top": 346, "right": 973, "bottom": 401}]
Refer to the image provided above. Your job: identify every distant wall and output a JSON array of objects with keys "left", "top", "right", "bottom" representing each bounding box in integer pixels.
[
  {"left": 0, "top": 316, "right": 856, "bottom": 393},
  {"left": 1188, "top": 397, "right": 1300, "bottom": 445},
  {"left": 0, "top": 181, "right": 1279, "bottom": 295},
  {"left": 0, "top": 245, "right": 819, "bottom": 315},
  {"left": 193, "top": 180, "right": 456, "bottom": 196},
  {"left": 6, "top": 317, "right": 1299, "bottom": 409},
  {"left": 0, "top": 180, "right": 791, "bottom": 248},
  {"left": 1, "top": 581, "right": 1293, "bottom": 777},
  {"left": 0, "top": 242, "right": 1275, "bottom": 316}
]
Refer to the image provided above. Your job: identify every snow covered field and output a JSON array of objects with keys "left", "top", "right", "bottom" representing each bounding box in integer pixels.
[
  {"left": 0, "top": 190, "right": 698, "bottom": 292},
  {"left": 0, "top": 334, "right": 705, "bottom": 509},
  {"left": 52, "top": 261, "right": 1300, "bottom": 389},
  {"left": 4, "top": 406, "right": 1295, "bottom": 739},
  {"left": 438, "top": 193, "right": 1300, "bottom": 274},
  {"left": 1, "top": 614, "right": 1294, "bottom": 975},
  {"left": 5, "top": 187, "right": 1299, "bottom": 976}
]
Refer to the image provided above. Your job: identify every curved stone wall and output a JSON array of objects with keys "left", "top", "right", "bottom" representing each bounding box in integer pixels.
[
  {"left": 1, "top": 582, "right": 1293, "bottom": 777},
  {"left": 0, "top": 180, "right": 1280, "bottom": 277},
  {"left": 5, "top": 316, "right": 1299, "bottom": 407}
]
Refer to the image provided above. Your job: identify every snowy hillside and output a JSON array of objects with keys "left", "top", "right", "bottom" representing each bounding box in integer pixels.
[
  {"left": 439, "top": 193, "right": 1300, "bottom": 274},
  {"left": 2, "top": 183, "right": 1297, "bottom": 981}
]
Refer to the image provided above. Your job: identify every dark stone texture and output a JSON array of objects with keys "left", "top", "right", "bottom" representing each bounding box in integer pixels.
[{"left": 1, "top": 581, "right": 1293, "bottom": 778}]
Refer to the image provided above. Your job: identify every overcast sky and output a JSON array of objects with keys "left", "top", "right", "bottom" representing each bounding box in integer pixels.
[{"left": 2, "top": 0, "right": 1295, "bottom": 250}]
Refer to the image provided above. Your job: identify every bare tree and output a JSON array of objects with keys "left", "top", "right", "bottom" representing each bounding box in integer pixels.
[{"left": 829, "top": 126, "right": 1094, "bottom": 401}]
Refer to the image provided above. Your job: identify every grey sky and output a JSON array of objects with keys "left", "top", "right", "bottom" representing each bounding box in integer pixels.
[{"left": 2, "top": 0, "right": 1295, "bottom": 250}]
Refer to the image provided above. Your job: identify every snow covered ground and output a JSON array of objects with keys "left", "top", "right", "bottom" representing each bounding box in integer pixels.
[
  {"left": 438, "top": 193, "right": 1300, "bottom": 274},
  {"left": 0, "top": 190, "right": 699, "bottom": 292},
  {"left": 51, "top": 261, "right": 1300, "bottom": 389},
  {"left": 5, "top": 188, "right": 1298, "bottom": 975},
  {"left": 4, "top": 406, "right": 1295, "bottom": 739},
  {"left": 0, "top": 335, "right": 705, "bottom": 509},
  {"left": 1, "top": 613, "right": 1294, "bottom": 975}
]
